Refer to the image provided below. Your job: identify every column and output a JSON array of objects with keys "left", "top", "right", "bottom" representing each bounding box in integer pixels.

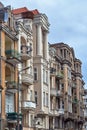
[
  {"left": 36, "top": 24, "right": 42, "bottom": 56},
  {"left": 44, "top": 31, "right": 49, "bottom": 60}
]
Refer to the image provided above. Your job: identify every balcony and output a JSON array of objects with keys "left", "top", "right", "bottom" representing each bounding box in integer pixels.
[
  {"left": 21, "top": 73, "right": 33, "bottom": 85},
  {"left": 7, "top": 112, "right": 22, "bottom": 121},
  {"left": 21, "top": 45, "right": 32, "bottom": 60},
  {"left": 56, "top": 90, "right": 63, "bottom": 97},
  {"left": 50, "top": 88, "right": 63, "bottom": 97},
  {"left": 58, "top": 108, "right": 64, "bottom": 115},
  {"left": 56, "top": 71, "right": 63, "bottom": 79},
  {"left": 5, "top": 49, "right": 21, "bottom": 66},
  {"left": 50, "top": 109, "right": 64, "bottom": 116},
  {"left": 6, "top": 81, "right": 18, "bottom": 93},
  {"left": 21, "top": 100, "right": 36, "bottom": 110}
]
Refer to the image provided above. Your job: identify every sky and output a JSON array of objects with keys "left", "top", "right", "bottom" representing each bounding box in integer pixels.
[{"left": 1, "top": 0, "right": 87, "bottom": 86}]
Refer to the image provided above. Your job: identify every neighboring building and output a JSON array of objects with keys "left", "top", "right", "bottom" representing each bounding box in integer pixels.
[
  {"left": 49, "top": 43, "right": 85, "bottom": 130},
  {"left": 12, "top": 7, "right": 35, "bottom": 130},
  {"left": 0, "top": 3, "right": 22, "bottom": 130},
  {"left": 0, "top": 2, "right": 85, "bottom": 130},
  {"left": 12, "top": 6, "right": 50, "bottom": 130},
  {"left": 0, "top": 3, "right": 35, "bottom": 130},
  {"left": 83, "top": 89, "right": 87, "bottom": 130},
  {"left": 32, "top": 10, "right": 50, "bottom": 130}
]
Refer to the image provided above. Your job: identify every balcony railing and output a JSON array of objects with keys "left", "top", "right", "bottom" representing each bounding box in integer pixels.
[
  {"left": 5, "top": 49, "right": 21, "bottom": 65},
  {"left": 50, "top": 88, "right": 63, "bottom": 97},
  {"left": 21, "top": 45, "right": 32, "bottom": 60},
  {"left": 58, "top": 108, "right": 64, "bottom": 115},
  {"left": 7, "top": 112, "right": 22, "bottom": 121},
  {"left": 5, "top": 49, "right": 20, "bottom": 58},
  {"left": 50, "top": 109, "right": 64, "bottom": 116},
  {"left": 56, "top": 71, "right": 64, "bottom": 79},
  {"left": 21, "top": 73, "right": 33, "bottom": 85},
  {"left": 21, "top": 100, "right": 36, "bottom": 110},
  {"left": 6, "top": 81, "right": 18, "bottom": 93}
]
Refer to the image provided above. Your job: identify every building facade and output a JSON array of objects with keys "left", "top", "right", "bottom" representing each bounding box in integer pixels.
[
  {"left": 49, "top": 43, "right": 84, "bottom": 130},
  {"left": 0, "top": 3, "right": 21, "bottom": 130},
  {"left": 13, "top": 7, "right": 35, "bottom": 130},
  {"left": 83, "top": 89, "right": 87, "bottom": 130},
  {"left": 0, "top": 2, "right": 85, "bottom": 130}
]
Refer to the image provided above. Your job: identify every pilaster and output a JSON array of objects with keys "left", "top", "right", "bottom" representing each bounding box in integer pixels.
[{"left": 36, "top": 24, "right": 42, "bottom": 56}]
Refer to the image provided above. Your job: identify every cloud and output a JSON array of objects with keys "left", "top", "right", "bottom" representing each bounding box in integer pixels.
[{"left": 1, "top": 0, "right": 87, "bottom": 85}]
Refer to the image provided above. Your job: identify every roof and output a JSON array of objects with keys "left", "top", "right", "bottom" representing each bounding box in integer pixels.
[
  {"left": 12, "top": 7, "right": 28, "bottom": 14},
  {"left": 12, "top": 7, "right": 39, "bottom": 15},
  {"left": 31, "top": 9, "right": 39, "bottom": 15}
]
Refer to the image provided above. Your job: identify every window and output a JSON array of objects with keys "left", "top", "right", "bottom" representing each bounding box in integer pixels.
[
  {"left": 61, "top": 83, "right": 64, "bottom": 92},
  {"left": 46, "top": 71, "right": 48, "bottom": 84},
  {"left": 64, "top": 49, "right": 66, "bottom": 58},
  {"left": 35, "top": 91, "right": 37, "bottom": 105},
  {"left": 4, "top": 12, "right": 8, "bottom": 22},
  {"left": 43, "top": 69, "right": 48, "bottom": 84},
  {"left": 46, "top": 93, "right": 48, "bottom": 106},
  {"left": 5, "top": 94, "right": 14, "bottom": 113},
  {"left": 68, "top": 102, "right": 72, "bottom": 113},
  {"left": 30, "top": 115, "right": 33, "bottom": 127},
  {"left": 60, "top": 49, "right": 63, "bottom": 57},
  {"left": 30, "top": 90, "right": 32, "bottom": 100},
  {"left": 67, "top": 68, "right": 71, "bottom": 79},
  {"left": 8, "top": 17, "right": 11, "bottom": 27},
  {"left": 43, "top": 92, "right": 45, "bottom": 106},
  {"left": 43, "top": 69, "right": 45, "bottom": 82},
  {"left": 34, "top": 67, "right": 38, "bottom": 81},
  {"left": 62, "top": 101, "right": 64, "bottom": 109},
  {"left": 68, "top": 85, "right": 71, "bottom": 96}
]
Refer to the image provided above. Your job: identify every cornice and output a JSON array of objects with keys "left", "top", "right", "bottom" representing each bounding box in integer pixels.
[
  {"left": 0, "top": 23, "right": 18, "bottom": 41},
  {"left": 33, "top": 13, "right": 50, "bottom": 32}
]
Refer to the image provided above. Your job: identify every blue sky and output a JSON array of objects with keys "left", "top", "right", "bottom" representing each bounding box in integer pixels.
[{"left": 1, "top": 0, "right": 87, "bottom": 86}]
